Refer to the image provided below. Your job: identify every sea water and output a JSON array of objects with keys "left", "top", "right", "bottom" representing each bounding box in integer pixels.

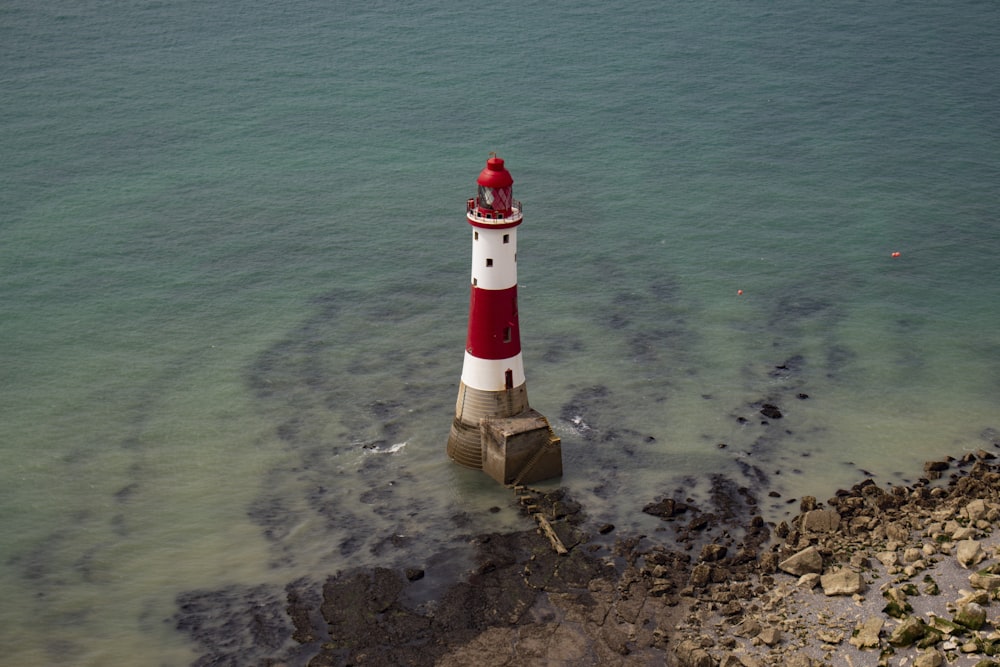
[{"left": 2, "top": 0, "right": 999, "bottom": 663}]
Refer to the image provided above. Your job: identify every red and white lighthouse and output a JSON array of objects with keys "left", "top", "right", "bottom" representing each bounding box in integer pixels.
[{"left": 447, "top": 155, "right": 562, "bottom": 485}]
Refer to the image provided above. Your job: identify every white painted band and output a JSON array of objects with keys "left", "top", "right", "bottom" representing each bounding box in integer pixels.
[
  {"left": 460, "top": 351, "right": 526, "bottom": 391},
  {"left": 471, "top": 227, "right": 517, "bottom": 290}
]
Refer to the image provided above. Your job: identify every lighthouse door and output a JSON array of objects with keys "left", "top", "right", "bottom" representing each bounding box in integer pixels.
[{"left": 504, "top": 369, "right": 513, "bottom": 390}]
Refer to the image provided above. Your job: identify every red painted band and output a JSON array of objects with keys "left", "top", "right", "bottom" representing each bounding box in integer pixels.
[{"left": 466, "top": 285, "right": 521, "bottom": 360}]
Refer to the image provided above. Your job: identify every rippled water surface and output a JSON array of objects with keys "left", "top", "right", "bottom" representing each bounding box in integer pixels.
[{"left": 2, "top": 0, "right": 998, "bottom": 663}]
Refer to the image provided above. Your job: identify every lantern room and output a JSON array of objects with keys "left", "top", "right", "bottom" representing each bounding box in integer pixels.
[{"left": 475, "top": 155, "right": 514, "bottom": 216}]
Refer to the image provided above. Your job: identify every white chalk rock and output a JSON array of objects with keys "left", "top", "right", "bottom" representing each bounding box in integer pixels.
[
  {"left": 800, "top": 508, "right": 841, "bottom": 533},
  {"left": 779, "top": 546, "right": 824, "bottom": 576},
  {"left": 956, "top": 540, "right": 983, "bottom": 569},
  {"left": 821, "top": 568, "right": 865, "bottom": 596}
]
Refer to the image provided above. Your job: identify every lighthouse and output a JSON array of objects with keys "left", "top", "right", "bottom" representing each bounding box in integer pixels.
[{"left": 447, "top": 155, "right": 562, "bottom": 485}]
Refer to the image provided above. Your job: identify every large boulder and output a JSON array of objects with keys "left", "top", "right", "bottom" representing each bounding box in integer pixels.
[
  {"left": 675, "top": 639, "right": 715, "bottom": 667},
  {"left": 970, "top": 571, "right": 1000, "bottom": 591},
  {"left": 800, "top": 509, "right": 841, "bottom": 533},
  {"left": 779, "top": 546, "right": 824, "bottom": 576},
  {"left": 956, "top": 540, "right": 983, "bottom": 568},
  {"left": 954, "top": 602, "right": 987, "bottom": 630},
  {"left": 757, "top": 626, "right": 781, "bottom": 646},
  {"left": 913, "top": 649, "right": 944, "bottom": 667},
  {"left": 965, "top": 498, "right": 987, "bottom": 522},
  {"left": 821, "top": 568, "right": 865, "bottom": 596},
  {"left": 849, "top": 617, "right": 883, "bottom": 649},
  {"left": 888, "top": 616, "right": 927, "bottom": 647}
]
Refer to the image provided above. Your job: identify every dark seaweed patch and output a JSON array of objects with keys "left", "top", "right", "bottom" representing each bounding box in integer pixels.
[
  {"left": 825, "top": 344, "right": 857, "bottom": 374},
  {"left": 367, "top": 399, "right": 404, "bottom": 422},
  {"left": 370, "top": 532, "right": 416, "bottom": 557},
  {"left": 359, "top": 485, "right": 393, "bottom": 505},
  {"left": 113, "top": 482, "right": 139, "bottom": 502},
  {"left": 73, "top": 545, "right": 107, "bottom": 584},
  {"left": 708, "top": 473, "right": 759, "bottom": 521},
  {"left": 275, "top": 418, "right": 303, "bottom": 443},
  {"left": 607, "top": 311, "right": 631, "bottom": 330},
  {"left": 247, "top": 491, "right": 301, "bottom": 543},
  {"left": 174, "top": 584, "right": 297, "bottom": 666},
  {"left": 285, "top": 577, "right": 327, "bottom": 646},
  {"left": 770, "top": 295, "right": 834, "bottom": 324},
  {"left": 339, "top": 535, "right": 362, "bottom": 557},
  {"left": 8, "top": 531, "right": 64, "bottom": 582},
  {"left": 648, "top": 276, "right": 681, "bottom": 302},
  {"left": 110, "top": 513, "right": 128, "bottom": 536},
  {"left": 541, "top": 335, "right": 584, "bottom": 364}
]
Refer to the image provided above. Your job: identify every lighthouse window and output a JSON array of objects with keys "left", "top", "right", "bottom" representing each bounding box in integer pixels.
[
  {"left": 478, "top": 185, "right": 495, "bottom": 210},
  {"left": 474, "top": 231, "right": 479, "bottom": 241},
  {"left": 485, "top": 258, "right": 493, "bottom": 267},
  {"left": 503, "top": 326, "right": 512, "bottom": 343},
  {"left": 503, "top": 234, "right": 509, "bottom": 244}
]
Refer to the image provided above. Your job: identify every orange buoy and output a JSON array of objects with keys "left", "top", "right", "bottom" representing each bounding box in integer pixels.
[{"left": 891, "top": 251, "right": 901, "bottom": 258}]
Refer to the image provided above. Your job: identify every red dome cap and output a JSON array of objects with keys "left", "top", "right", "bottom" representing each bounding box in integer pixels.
[{"left": 477, "top": 156, "right": 513, "bottom": 188}]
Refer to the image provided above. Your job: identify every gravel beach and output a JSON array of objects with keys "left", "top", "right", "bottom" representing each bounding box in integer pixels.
[{"left": 177, "top": 447, "right": 1000, "bottom": 666}]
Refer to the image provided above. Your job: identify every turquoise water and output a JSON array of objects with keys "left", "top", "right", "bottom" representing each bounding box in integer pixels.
[{"left": 2, "top": 0, "right": 999, "bottom": 663}]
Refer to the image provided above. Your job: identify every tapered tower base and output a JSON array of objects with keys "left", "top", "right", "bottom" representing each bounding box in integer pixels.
[
  {"left": 447, "top": 381, "right": 529, "bottom": 469},
  {"left": 447, "top": 382, "right": 562, "bottom": 484}
]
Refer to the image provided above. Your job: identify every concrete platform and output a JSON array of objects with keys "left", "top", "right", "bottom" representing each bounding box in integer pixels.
[{"left": 480, "top": 409, "right": 562, "bottom": 485}]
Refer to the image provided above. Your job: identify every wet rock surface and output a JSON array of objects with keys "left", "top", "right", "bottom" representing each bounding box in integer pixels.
[
  {"left": 176, "top": 448, "right": 1000, "bottom": 666},
  {"left": 177, "top": 487, "right": 676, "bottom": 666}
]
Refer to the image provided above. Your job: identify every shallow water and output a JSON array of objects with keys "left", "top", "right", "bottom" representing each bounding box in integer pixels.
[{"left": 2, "top": 0, "right": 999, "bottom": 663}]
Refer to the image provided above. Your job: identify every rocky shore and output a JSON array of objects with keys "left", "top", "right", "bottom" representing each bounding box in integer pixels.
[{"left": 177, "top": 448, "right": 1000, "bottom": 666}]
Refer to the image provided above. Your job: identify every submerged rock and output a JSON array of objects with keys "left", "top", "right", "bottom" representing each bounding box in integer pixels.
[
  {"left": 760, "top": 404, "right": 783, "bottom": 420},
  {"left": 925, "top": 459, "right": 951, "bottom": 471},
  {"left": 642, "top": 497, "right": 688, "bottom": 519}
]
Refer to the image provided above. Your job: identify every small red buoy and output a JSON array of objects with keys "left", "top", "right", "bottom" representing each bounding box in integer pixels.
[
  {"left": 737, "top": 289, "right": 744, "bottom": 295},
  {"left": 891, "top": 251, "right": 901, "bottom": 258}
]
